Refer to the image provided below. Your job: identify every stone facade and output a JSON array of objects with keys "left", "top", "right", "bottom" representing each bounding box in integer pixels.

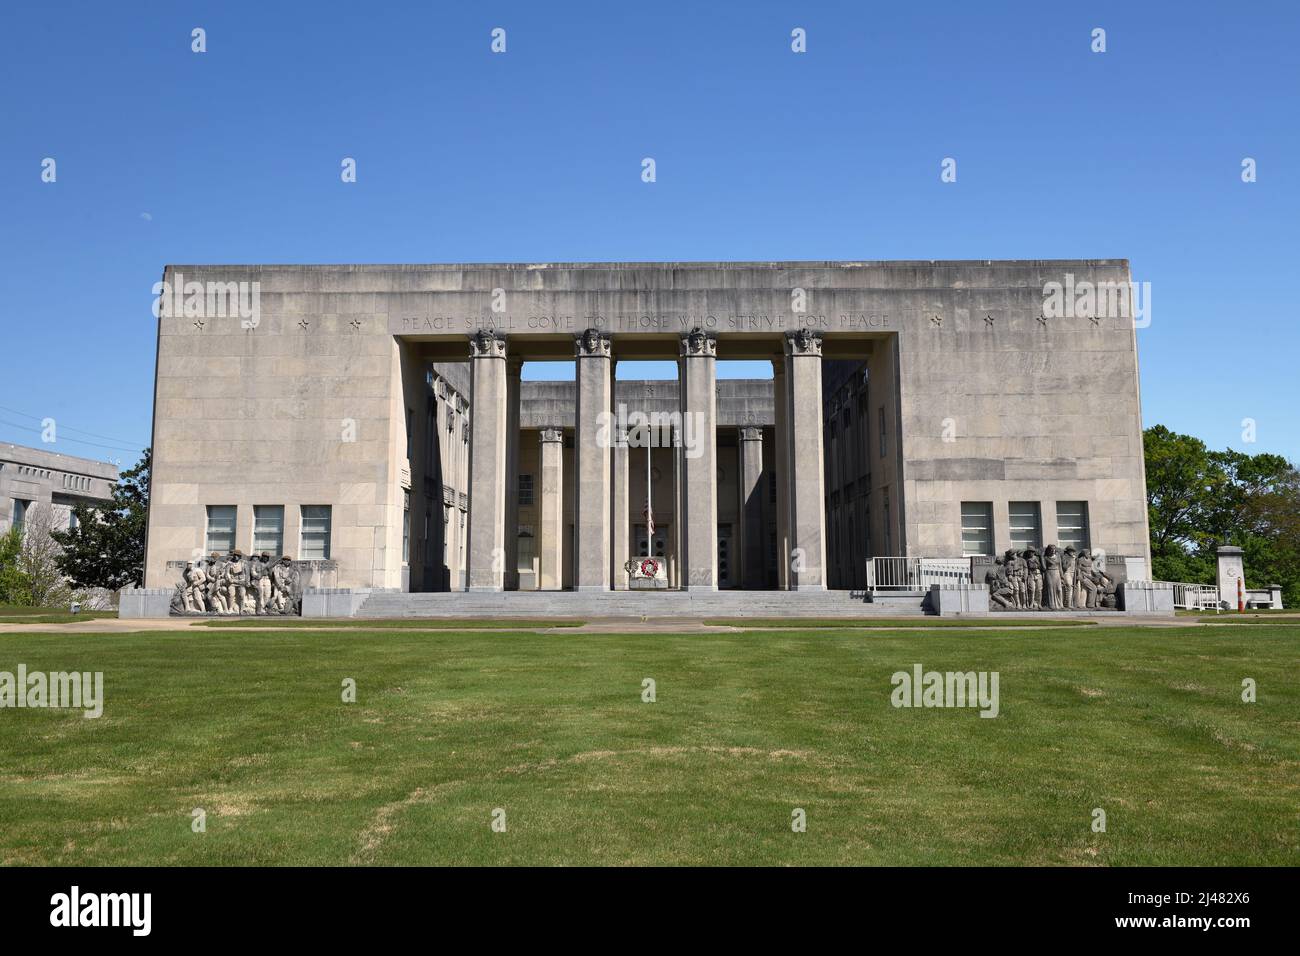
[
  {"left": 0, "top": 443, "right": 118, "bottom": 536},
  {"left": 141, "top": 261, "right": 1150, "bottom": 594}
]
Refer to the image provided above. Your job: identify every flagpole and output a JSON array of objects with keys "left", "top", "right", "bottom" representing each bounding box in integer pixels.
[{"left": 646, "top": 436, "right": 652, "bottom": 556}]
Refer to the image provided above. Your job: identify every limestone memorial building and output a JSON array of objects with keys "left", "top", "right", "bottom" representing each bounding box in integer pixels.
[{"left": 137, "top": 260, "right": 1151, "bottom": 613}]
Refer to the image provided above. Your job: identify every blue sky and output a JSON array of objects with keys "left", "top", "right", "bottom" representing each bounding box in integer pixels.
[{"left": 2, "top": 0, "right": 1296, "bottom": 468}]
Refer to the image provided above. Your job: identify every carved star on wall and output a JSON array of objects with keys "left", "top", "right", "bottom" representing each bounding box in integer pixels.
[
  {"left": 929, "top": 314, "right": 942, "bottom": 328},
  {"left": 193, "top": 319, "right": 205, "bottom": 331},
  {"left": 1037, "top": 314, "right": 1049, "bottom": 327},
  {"left": 298, "top": 318, "right": 310, "bottom": 331},
  {"left": 349, "top": 318, "right": 363, "bottom": 331},
  {"left": 983, "top": 314, "right": 995, "bottom": 328},
  {"left": 1088, "top": 315, "right": 1101, "bottom": 326}
]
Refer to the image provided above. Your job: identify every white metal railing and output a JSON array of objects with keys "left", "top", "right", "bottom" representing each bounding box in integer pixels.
[
  {"left": 1153, "top": 581, "right": 1220, "bottom": 611},
  {"left": 867, "top": 557, "right": 972, "bottom": 592}
]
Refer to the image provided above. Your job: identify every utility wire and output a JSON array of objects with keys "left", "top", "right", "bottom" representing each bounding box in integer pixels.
[{"left": 0, "top": 418, "right": 143, "bottom": 455}]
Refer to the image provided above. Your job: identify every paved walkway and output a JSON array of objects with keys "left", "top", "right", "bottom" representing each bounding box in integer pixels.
[{"left": 4, "top": 613, "right": 1293, "bottom": 635}]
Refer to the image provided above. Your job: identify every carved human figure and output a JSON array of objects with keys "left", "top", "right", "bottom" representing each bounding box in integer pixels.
[
  {"left": 1076, "top": 550, "right": 1097, "bottom": 609},
  {"left": 1061, "top": 546, "right": 1078, "bottom": 609},
  {"left": 205, "top": 553, "right": 227, "bottom": 613},
  {"left": 223, "top": 550, "right": 248, "bottom": 615},
  {"left": 182, "top": 561, "right": 207, "bottom": 613},
  {"left": 1004, "top": 549, "right": 1025, "bottom": 608},
  {"left": 1024, "top": 546, "right": 1044, "bottom": 610},
  {"left": 1042, "top": 545, "right": 1063, "bottom": 610},
  {"left": 250, "top": 552, "right": 273, "bottom": 613},
  {"left": 1094, "top": 569, "right": 1117, "bottom": 609},
  {"left": 985, "top": 558, "right": 1013, "bottom": 610},
  {"left": 270, "top": 556, "right": 297, "bottom": 613}
]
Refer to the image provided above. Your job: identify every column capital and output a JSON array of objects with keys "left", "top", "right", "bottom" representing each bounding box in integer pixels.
[
  {"left": 539, "top": 425, "right": 564, "bottom": 444},
  {"left": 575, "top": 328, "right": 613, "bottom": 358},
  {"left": 679, "top": 327, "right": 718, "bottom": 358},
  {"left": 784, "top": 328, "right": 823, "bottom": 357},
  {"left": 739, "top": 424, "right": 763, "bottom": 442},
  {"left": 468, "top": 329, "right": 507, "bottom": 359}
]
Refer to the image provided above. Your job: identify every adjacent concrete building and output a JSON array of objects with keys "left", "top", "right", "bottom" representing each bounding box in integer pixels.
[
  {"left": 141, "top": 261, "right": 1151, "bottom": 598},
  {"left": 0, "top": 443, "right": 118, "bottom": 537}
]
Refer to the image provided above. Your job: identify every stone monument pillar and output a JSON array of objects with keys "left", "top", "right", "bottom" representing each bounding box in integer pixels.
[
  {"left": 678, "top": 329, "right": 718, "bottom": 590},
  {"left": 574, "top": 329, "right": 613, "bottom": 591},
  {"left": 612, "top": 419, "right": 631, "bottom": 591},
  {"left": 1216, "top": 545, "right": 1245, "bottom": 609},
  {"left": 772, "top": 361, "right": 790, "bottom": 589},
  {"left": 738, "top": 424, "right": 766, "bottom": 589},
  {"left": 783, "top": 329, "right": 828, "bottom": 590},
  {"left": 538, "top": 426, "right": 565, "bottom": 591},
  {"left": 503, "top": 356, "right": 522, "bottom": 590},
  {"left": 465, "top": 331, "right": 508, "bottom": 591}
]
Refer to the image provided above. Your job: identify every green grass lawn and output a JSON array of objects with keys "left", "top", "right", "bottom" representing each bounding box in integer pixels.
[
  {"left": 0, "top": 607, "right": 117, "bottom": 625},
  {"left": 0, "top": 625, "right": 1295, "bottom": 866},
  {"left": 703, "top": 617, "right": 1096, "bottom": 628},
  {"left": 196, "top": 617, "right": 586, "bottom": 629}
]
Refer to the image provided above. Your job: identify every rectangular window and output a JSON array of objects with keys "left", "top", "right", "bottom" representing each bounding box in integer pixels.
[
  {"left": 205, "top": 505, "right": 236, "bottom": 554},
  {"left": 402, "top": 491, "right": 411, "bottom": 564},
  {"left": 1008, "top": 501, "right": 1042, "bottom": 550},
  {"left": 878, "top": 406, "right": 887, "bottom": 458},
  {"left": 517, "top": 526, "right": 535, "bottom": 572},
  {"left": 300, "top": 505, "right": 332, "bottom": 560},
  {"left": 960, "top": 502, "right": 994, "bottom": 557},
  {"left": 1056, "top": 501, "right": 1090, "bottom": 551},
  {"left": 252, "top": 505, "right": 284, "bottom": 556},
  {"left": 12, "top": 499, "right": 31, "bottom": 531},
  {"left": 882, "top": 488, "right": 892, "bottom": 555},
  {"left": 518, "top": 473, "right": 535, "bottom": 506}
]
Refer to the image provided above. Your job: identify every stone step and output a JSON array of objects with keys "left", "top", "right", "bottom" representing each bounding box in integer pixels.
[{"left": 353, "top": 589, "right": 927, "bottom": 618}]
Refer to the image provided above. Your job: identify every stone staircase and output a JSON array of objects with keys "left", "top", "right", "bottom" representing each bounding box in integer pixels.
[{"left": 354, "top": 588, "right": 928, "bottom": 619}]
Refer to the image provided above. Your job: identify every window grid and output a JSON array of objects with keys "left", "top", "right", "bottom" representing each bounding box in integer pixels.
[
  {"left": 1056, "top": 501, "right": 1090, "bottom": 551},
  {"left": 205, "top": 505, "right": 237, "bottom": 554},
  {"left": 1008, "top": 501, "right": 1042, "bottom": 550},
  {"left": 300, "top": 505, "right": 332, "bottom": 560},
  {"left": 252, "top": 505, "right": 284, "bottom": 556},
  {"left": 960, "top": 501, "right": 994, "bottom": 556}
]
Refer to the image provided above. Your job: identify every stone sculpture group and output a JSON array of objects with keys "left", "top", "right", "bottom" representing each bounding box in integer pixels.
[
  {"left": 169, "top": 550, "right": 301, "bottom": 616},
  {"left": 985, "top": 545, "right": 1118, "bottom": 611}
]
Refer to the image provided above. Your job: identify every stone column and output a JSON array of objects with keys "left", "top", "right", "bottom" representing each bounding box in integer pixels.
[
  {"left": 772, "top": 361, "right": 790, "bottom": 589},
  {"left": 465, "top": 331, "right": 508, "bottom": 591},
  {"left": 738, "top": 424, "right": 765, "bottom": 590},
  {"left": 783, "top": 329, "right": 828, "bottom": 590},
  {"left": 612, "top": 423, "right": 630, "bottom": 590},
  {"left": 1216, "top": 545, "right": 1245, "bottom": 609},
  {"left": 503, "top": 357, "right": 522, "bottom": 590},
  {"left": 573, "top": 329, "right": 613, "bottom": 591},
  {"left": 678, "top": 329, "right": 718, "bottom": 590},
  {"left": 538, "top": 426, "right": 565, "bottom": 591}
]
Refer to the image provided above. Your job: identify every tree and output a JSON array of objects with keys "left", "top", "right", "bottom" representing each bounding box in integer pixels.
[
  {"left": 52, "top": 448, "right": 150, "bottom": 591},
  {"left": 13, "top": 503, "right": 74, "bottom": 607},
  {"left": 0, "top": 526, "right": 24, "bottom": 604},
  {"left": 1144, "top": 427, "right": 1300, "bottom": 607}
]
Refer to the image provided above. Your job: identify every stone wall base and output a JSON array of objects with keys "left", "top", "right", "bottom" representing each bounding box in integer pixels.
[
  {"left": 118, "top": 588, "right": 173, "bottom": 619},
  {"left": 928, "top": 584, "right": 991, "bottom": 616},
  {"left": 302, "top": 588, "right": 394, "bottom": 618},
  {"left": 1117, "top": 582, "right": 1175, "bottom": 613}
]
